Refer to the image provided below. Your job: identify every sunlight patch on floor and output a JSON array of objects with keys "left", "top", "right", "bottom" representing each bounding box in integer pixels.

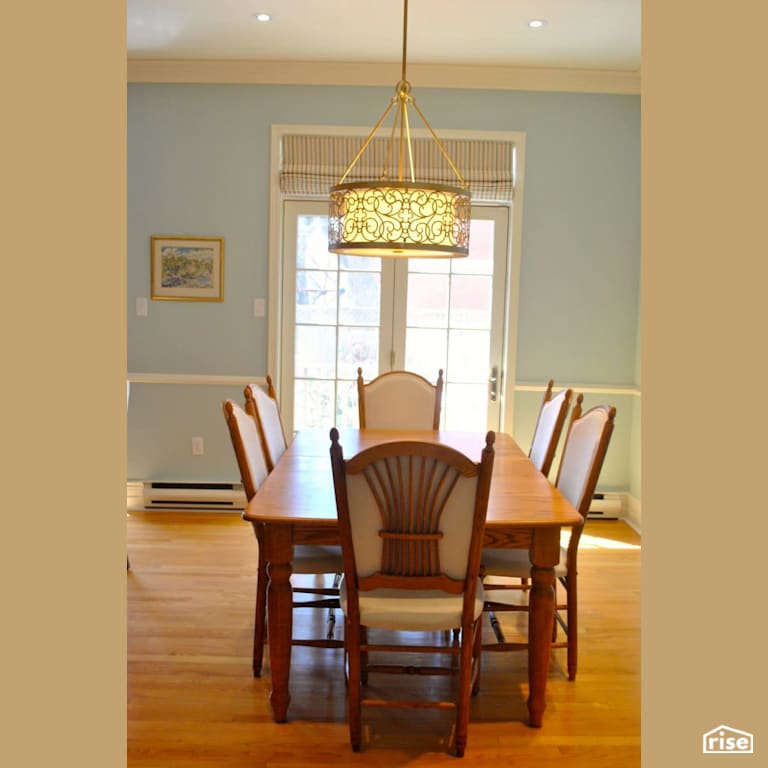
[{"left": 573, "top": 533, "right": 640, "bottom": 550}]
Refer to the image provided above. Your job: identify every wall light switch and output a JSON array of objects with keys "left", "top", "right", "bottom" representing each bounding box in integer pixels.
[
  {"left": 253, "top": 298, "right": 266, "bottom": 317},
  {"left": 136, "top": 297, "right": 148, "bottom": 316},
  {"left": 192, "top": 437, "right": 204, "bottom": 456}
]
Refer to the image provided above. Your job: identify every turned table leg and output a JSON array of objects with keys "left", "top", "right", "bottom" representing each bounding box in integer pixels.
[
  {"left": 264, "top": 524, "right": 294, "bottom": 722},
  {"left": 526, "top": 528, "right": 559, "bottom": 727}
]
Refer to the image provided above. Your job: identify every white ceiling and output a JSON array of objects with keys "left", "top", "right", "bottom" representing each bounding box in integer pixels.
[{"left": 127, "top": 0, "right": 641, "bottom": 73}]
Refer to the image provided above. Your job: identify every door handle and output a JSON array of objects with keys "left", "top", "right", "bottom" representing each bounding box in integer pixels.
[{"left": 489, "top": 366, "right": 499, "bottom": 403}]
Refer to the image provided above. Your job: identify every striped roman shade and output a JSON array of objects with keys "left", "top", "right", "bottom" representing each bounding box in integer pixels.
[{"left": 280, "top": 134, "right": 515, "bottom": 202}]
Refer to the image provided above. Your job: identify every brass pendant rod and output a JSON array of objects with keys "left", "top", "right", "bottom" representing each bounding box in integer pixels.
[
  {"left": 398, "top": 97, "right": 408, "bottom": 181},
  {"left": 402, "top": 99, "right": 415, "bottom": 183},
  {"left": 401, "top": 0, "right": 409, "bottom": 83},
  {"left": 383, "top": 105, "right": 399, "bottom": 180},
  {"left": 397, "top": 0, "right": 411, "bottom": 181},
  {"left": 396, "top": 101, "right": 405, "bottom": 181}
]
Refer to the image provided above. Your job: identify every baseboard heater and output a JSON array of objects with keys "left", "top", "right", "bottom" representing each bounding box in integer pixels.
[
  {"left": 142, "top": 481, "right": 247, "bottom": 512},
  {"left": 587, "top": 492, "right": 622, "bottom": 520}
]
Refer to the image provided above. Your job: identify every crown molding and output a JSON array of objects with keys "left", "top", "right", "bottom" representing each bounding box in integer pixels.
[{"left": 127, "top": 59, "right": 640, "bottom": 95}]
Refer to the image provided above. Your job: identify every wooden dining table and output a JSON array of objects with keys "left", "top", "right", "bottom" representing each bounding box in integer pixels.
[{"left": 242, "top": 427, "right": 583, "bottom": 727}]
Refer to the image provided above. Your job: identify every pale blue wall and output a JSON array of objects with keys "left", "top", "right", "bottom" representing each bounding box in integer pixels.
[{"left": 128, "top": 83, "right": 640, "bottom": 492}]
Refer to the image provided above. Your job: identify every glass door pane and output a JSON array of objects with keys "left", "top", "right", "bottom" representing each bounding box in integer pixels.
[
  {"left": 283, "top": 201, "right": 388, "bottom": 432},
  {"left": 396, "top": 207, "right": 509, "bottom": 430}
]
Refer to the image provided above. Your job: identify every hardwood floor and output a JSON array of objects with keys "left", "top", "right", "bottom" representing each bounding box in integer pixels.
[{"left": 127, "top": 511, "right": 640, "bottom": 766}]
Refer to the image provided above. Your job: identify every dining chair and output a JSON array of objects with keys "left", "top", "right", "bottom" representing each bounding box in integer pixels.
[
  {"left": 329, "top": 427, "right": 496, "bottom": 756},
  {"left": 356, "top": 367, "right": 444, "bottom": 430},
  {"left": 481, "top": 396, "right": 616, "bottom": 681},
  {"left": 222, "top": 399, "right": 344, "bottom": 677},
  {"left": 528, "top": 379, "right": 573, "bottom": 477},
  {"left": 482, "top": 380, "right": 572, "bottom": 608},
  {"left": 127, "top": 380, "right": 131, "bottom": 571},
  {"left": 243, "top": 375, "right": 288, "bottom": 472},
  {"left": 245, "top": 375, "right": 344, "bottom": 631}
]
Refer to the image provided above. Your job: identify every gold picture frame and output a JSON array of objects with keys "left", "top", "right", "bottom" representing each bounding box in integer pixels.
[{"left": 151, "top": 235, "right": 224, "bottom": 301}]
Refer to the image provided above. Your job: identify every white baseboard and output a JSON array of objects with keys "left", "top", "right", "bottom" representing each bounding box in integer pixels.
[
  {"left": 127, "top": 480, "right": 143, "bottom": 509},
  {"left": 624, "top": 494, "right": 641, "bottom": 534}
]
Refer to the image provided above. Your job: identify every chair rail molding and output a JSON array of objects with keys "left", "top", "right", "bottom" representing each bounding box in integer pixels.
[
  {"left": 127, "top": 373, "right": 266, "bottom": 387},
  {"left": 515, "top": 382, "right": 641, "bottom": 398}
]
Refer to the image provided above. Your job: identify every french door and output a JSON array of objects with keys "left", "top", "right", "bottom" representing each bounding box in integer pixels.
[{"left": 280, "top": 200, "right": 509, "bottom": 434}]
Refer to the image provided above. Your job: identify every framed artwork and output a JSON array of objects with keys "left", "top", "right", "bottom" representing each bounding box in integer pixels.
[{"left": 151, "top": 235, "right": 224, "bottom": 301}]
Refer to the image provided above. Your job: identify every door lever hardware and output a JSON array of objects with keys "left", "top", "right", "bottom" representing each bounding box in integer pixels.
[{"left": 489, "top": 366, "right": 499, "bottom": 403}]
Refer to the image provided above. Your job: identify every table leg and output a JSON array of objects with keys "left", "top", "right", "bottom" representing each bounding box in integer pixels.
[
  {"left": 264, "top": 524, "right": 294, "bottom": 722},
  {"left": 527, "top": 528, "right": 559, "bottom": 727}
]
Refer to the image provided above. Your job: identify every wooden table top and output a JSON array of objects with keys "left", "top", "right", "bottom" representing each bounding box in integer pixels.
[{"left": 243, "top": 428, "right": 582, "bottom": 531}]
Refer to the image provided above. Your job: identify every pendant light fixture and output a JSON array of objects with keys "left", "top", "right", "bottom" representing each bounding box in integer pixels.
[{"left": 328, "top": 0, "right": 470, "bottom": 259}]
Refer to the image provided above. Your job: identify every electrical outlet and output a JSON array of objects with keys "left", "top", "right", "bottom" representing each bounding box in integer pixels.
[{"left": 192, "top": 437, "right": 204, "bottom": 455}]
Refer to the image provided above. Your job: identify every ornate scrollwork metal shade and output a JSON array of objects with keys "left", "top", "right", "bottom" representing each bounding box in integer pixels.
[{"left": 329, "top": 181, "right": 470, "bottom": 258}]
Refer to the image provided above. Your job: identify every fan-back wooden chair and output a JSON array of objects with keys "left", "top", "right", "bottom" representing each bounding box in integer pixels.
[
  {"left": 222, "top": 399, "right": 343, "bottom": 677},
  {"left": 481, "top": 396, "right": 616, "bottom": 681},
  {"left": 356, "top": 367, "right": 444, "bottom": 430},
  {"left": 329, "top": 428, "right": 496, "bottom": 756}
]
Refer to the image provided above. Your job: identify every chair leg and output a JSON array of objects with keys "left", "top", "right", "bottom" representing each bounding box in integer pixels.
[
  {"left": 471, "top": 619, "right": 482, "bottom": 696},
  {"left": 360, "top": 625, "right": 369, "bottom": 686},
  {"left": 488, "top": 608, "right": 506, "bottom": 643},
  {"left": 252, "top": 546, "right": 268, "bottom": 678},
  {"left": 347, "top": 618, "right": 363, "bottom": 752},
  {"left": 565, "top": 572, "right": 577, "bottom": 681},
  {"left": 551, "top": 579, "right": 558, "bottom": 642},
  {"left": 451, "top": 627, "right": 461, "bottom": 670},
  {"left": 454, "top": 621, "right": 476, "bottom": 757},
  {"left": 326, "top": 607, "right": 336, "bottom": 640},
  {"left": 326, "top": 573, "right": 342, "bottom": 640}
]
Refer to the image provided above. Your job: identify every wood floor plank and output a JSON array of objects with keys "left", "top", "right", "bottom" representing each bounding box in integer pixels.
[{"left": 128, "top": 511, "right": 640, "bottom": 766}]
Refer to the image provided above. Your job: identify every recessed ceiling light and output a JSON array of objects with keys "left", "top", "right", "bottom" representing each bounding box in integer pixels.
[
  {"left": 253, "top": 13, "right": 272, "bottom": 23},
  {"left": 528, "top": 19, "right": 547, "bottom": 29}
]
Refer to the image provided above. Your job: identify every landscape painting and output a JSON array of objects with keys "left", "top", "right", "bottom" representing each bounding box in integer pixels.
[{"left": 151, "top": 236, "right": 224, "bottom": 301}]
